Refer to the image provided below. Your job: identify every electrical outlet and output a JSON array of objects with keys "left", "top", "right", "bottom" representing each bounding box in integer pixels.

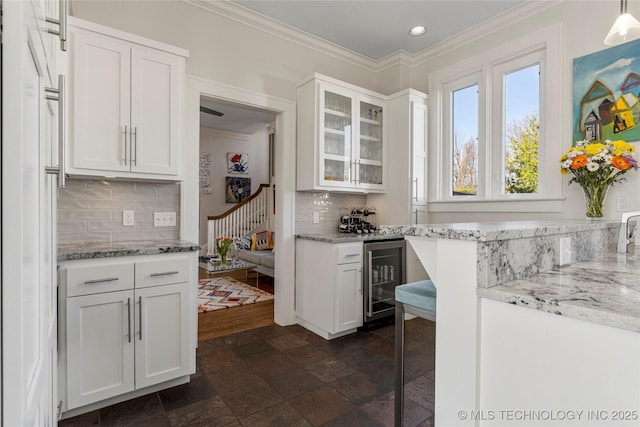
[
  {"left": 153, "top": 212, "right": 176, "bottom": 227},
  {"left": 559, "top": 237, "right": 571, "bottom": 266},
  {"left": 313, "top": 212, "right": 320, "bottom": 224},
  {"left": 123, "top": 210, "right": 135, "bottom": 226},
  {"left": 617, "top": 196, "right": 630, "bottom": 212}
]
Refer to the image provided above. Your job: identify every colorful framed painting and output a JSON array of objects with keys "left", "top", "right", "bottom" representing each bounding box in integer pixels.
[
  {"left": 573, "top": 38, "right": 640, "bottom": 143},
  {"left": 227, "top": 152, "right": 248, "bottom": 174},
  {"left": 225, "top": 177, "right": 251, "bottom": 203}
]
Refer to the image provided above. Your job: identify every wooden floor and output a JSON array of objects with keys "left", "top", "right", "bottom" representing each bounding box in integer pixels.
[{"left": 197, "top": 268, "right": 275, "bottom": 341}]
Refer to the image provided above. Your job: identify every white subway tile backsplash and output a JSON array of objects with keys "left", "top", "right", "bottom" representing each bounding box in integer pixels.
[
  {"left": 295, "top": 191, "right": 367, "bottom": 234},
  {"left": 57, "top": 178, "right": 180, "bottom": 244}
]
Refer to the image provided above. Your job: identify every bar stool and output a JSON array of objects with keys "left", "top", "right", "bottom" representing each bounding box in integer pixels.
[{"left": 394, "top": 280, "right": 437, "bottom": 427}]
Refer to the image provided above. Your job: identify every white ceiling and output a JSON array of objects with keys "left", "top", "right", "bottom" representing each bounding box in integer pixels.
[{"left": 201, "top": 0, "right": 528, "bottom": 133}]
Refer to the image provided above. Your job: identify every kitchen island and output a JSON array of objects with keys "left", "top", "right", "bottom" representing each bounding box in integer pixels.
[{"left": 381, "top": 221, "right": 640, "bottom": 426}]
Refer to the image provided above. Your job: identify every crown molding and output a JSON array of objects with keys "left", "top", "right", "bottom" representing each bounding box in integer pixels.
[
  {"left": 183, "top": 0, "right": 378, "bottom": 72},
  {"left": 183, "top": 0, "right": 563, "bottom": 76},
  {"left": 409, "top": 0, "right": 563, "bottom": 68}
]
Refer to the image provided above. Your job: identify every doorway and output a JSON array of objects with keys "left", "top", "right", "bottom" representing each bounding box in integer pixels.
[
  {"left": 198, "top": 97, "right": 276, "bottom": 339},
  {"left": 184, "top": 76, "right": 297, "bottom": 337}
]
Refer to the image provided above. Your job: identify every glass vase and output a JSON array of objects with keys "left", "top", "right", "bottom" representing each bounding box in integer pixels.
[{"left": 582, "top": 184, "right": 609, "bottom": 218}]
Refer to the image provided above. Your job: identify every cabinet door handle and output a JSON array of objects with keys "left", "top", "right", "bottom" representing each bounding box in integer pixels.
[
  {"left": 367, "top": 252, "right": 373, "bottom": 317},
  {"left": 44, "top": 75, "right": 66, "bottom": 188},
  {"left": 414, "top": 209, "right": 418, "bottom": 224},
  {"left": 83, "top": 277, "right": 118, "bottom": 284},
  {"left": 123, "top": 126, "right": 128, "bottom": 165},
  {"left": 46, "top": 0, "right": 68, "bottom": 51},
  {"left": 138, "top": 296, "right": 143, "bottom": 341},
  {"left": 150, "top": 271, "right": 179, "bottom": 277},
  {"left": 127, "top": 297, "right": 132, "bottom": 343},
  {"left": 414, "top": 178, "right": 419, "bottom": 201},
  {"left": 132, "top": 127, "right": 137, "bottom": 166}
]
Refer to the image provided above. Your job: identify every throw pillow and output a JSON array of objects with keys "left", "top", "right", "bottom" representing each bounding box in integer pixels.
[
  {"left": 234, "top": 236, "right": 252, "bottom": 251},
  {"left": 251, "top": 230, "right": 273, "bottom": 251}
]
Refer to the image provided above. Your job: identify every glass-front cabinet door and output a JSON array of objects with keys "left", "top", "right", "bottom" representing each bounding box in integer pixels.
[
  {"left": 357, "top": 98, "right": 384, "bottom": 189},
  {"left": 320, "top": 89, "right": 353, "bottom": 187},
  {"left": 297, "top": 74, "right": 386, "bottom": 193}
]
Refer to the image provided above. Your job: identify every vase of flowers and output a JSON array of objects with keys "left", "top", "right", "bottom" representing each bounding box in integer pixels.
[
  {"left": 560, "top": 139, "right": 637, "bottom": 218},
  {"left": 216, "top": 237, "right": 233, "bottom": 264}
]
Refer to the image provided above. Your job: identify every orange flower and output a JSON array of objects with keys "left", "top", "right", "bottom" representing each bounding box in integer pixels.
[
  {"left": 570, "top": 154, "right": 588, "bottom": 169},
  {"left": 611, "top": 156, "right": 631, "bottom": 170}
]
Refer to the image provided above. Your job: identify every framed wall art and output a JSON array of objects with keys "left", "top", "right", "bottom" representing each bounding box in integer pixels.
[
  {"left": 227, "top": 152, "right": 248, "bottom": 174},
  {"left": 225, "top": 177, "right": 251, "bottom": 203},
  {"left": 573, "top": 38, "right": 640, "bottom": 143}
]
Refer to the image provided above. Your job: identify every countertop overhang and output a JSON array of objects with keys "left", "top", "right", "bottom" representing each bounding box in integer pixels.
[{"left": 58, "top": 239, "right": 201, "bottom": 262}]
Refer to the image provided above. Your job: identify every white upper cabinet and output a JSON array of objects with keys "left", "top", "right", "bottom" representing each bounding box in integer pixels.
[
  {"left": 412, "top": 102, "right": 428, "bottom": 206},
  {"left": 68, "top": 18, "right": 187, "bottom": 179},
  {"left": 297, "top": 74, "right": 386, "bottom": 193}
]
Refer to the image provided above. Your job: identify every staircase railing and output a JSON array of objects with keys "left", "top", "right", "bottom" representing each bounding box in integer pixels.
[{"left": 207, "top": 183, "right": 271, "bottom": 254}]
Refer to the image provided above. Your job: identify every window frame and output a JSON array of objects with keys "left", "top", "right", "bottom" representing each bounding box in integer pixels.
[{"left": 429, "top": 24, "right": 564, "bottom": 213}]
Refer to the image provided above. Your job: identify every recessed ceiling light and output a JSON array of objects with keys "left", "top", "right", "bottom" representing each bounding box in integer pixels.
[{"left": 409, "top": 26, "right": 427, "bottom": 36}]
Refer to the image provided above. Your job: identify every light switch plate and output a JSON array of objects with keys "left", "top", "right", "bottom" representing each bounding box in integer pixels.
[
  {"left": 123, "top": 210, "right": 134, "bottom": 226},
  {"left": 154, "top": 212, "right": 176, "bottom": 227}
]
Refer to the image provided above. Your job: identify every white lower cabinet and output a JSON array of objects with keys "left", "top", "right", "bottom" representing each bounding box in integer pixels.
[
  {"left": 59, "top": 253, "right": 195, "bottom": 418},
  {"left": 296, "top": 239, "right": 363, "bottom": 339}
]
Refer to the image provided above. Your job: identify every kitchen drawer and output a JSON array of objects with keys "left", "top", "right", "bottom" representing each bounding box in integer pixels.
[
  {"left": 337, "top": 243, "right": 363, "bottom": 265},
  {"left": 66, "top": 262, "right": 134, "bottom": 297},
  {"left": 135, "top": 255, "right": 190, "bottom": 288}
]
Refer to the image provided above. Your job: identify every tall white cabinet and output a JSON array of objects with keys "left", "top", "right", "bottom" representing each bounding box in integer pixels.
[
  {"left": 58, "top": 253, "right": 195, "bottom": 418},
  {"left": 3, "top": 0, "right": 66, "bottom": 424},
  {"left": 67, "top": 18, "right": 187, "bottom": 179},
  {"left": 297, "top": 74, "right": 386, "bottom": 193}
]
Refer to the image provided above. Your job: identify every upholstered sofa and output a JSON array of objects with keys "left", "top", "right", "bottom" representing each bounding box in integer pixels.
[
  {"left": 234, "top": 230, "right": 274, "bottom": 278},
  {"left": 235, "top": 248, "right": 274, "bottom": 278}
]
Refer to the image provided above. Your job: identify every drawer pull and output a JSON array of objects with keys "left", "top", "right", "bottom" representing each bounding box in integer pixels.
[
  {"left": 344, "top": 253, "right": 360, "bottom": 257},
  {"left": 83, "top": 277, "right": 119, "bottom": 284},
  {"left": 150, "top": 271, "right": 179, "bottom": 277},
  {"left": 127, "top": 298, "right": 132, "bottom": 343}
]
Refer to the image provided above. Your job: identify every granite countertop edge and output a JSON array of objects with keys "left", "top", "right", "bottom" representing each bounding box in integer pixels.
[
  {"left": 58, "top": 239, "right": 201, "bottom": 262},
  {"left": 295, "top": 232, "right": 404, "bottom": 243},
  {"left": 379, "top": 220, "right": 620, "bottom": 242}
]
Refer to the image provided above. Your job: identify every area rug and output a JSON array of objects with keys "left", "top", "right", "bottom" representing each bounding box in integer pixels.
[{"left": 198, "top": 276, "right": 274, "bottom": 314}]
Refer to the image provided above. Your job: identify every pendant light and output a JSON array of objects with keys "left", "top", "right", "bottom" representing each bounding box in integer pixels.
[{"left": 604, "top": 0, "right": 640, "bottom": 45}]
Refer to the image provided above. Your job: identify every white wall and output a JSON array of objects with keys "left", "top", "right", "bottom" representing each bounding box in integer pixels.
[{"left": 198, "top": 127, "right": 270, "bottom": 245}]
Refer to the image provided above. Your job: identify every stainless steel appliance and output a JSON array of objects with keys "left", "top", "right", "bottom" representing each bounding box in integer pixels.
[{"left": 363, "top": 239, "right": 406, "bottom": 323}]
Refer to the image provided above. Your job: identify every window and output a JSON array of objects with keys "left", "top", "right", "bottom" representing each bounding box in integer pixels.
[
  {"left": 503, "top": 63, "right": 540, "bottom": 195},
  {"left": 430, "top": 24, "right": 563, "bottom": 212},
  {"left": 452, "top": 85, "right": 479, "bottom": 196}
]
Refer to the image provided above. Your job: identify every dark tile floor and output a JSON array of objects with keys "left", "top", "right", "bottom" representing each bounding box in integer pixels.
[{"left": 59, "top": 318, "right": 435, "bottom": 427}]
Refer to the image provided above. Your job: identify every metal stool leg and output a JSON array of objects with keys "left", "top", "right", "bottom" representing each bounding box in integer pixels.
[{"left": 394, "top": 301, "right": 405, "bottom": 427}]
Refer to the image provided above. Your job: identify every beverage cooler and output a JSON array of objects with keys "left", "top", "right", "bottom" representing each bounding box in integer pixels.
[{"left": 363, "top": 239, "right": 406, "bottom": 323}]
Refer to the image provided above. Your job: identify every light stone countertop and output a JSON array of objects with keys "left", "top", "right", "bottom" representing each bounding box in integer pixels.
[
  {"left": 295, "top": 232, "right": 404, "bottom": 243},
  {"left": 478, "top": 248, "right": 640, "bottom": 333},
  {"left": 382, "top": 220, "right": 640, "bottom": 332},
  {"left": 57, "top": 239, "right": 201, "bottom": 262},
  {"left": 379, "top": 220, "right": 619, "bottom": 242}
]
